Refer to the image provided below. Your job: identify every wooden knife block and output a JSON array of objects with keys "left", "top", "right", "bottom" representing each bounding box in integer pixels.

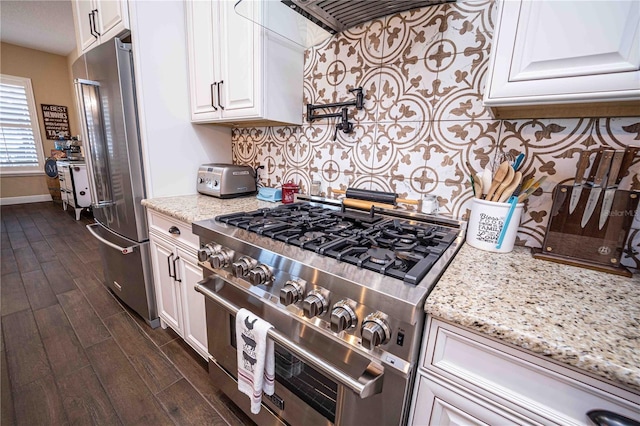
[{"left": 533, "top": 185, "right": 639, "bottom": 276}]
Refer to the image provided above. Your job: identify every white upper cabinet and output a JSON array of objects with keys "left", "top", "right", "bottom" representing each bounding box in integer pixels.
[
  {"left": 73, "top": 0, "right": 130, "bottom": 54},
  {"left": 185, "top": 0, "right": 303, "bottom": 126},
  {"left": 484, "top": 0, "right": 640, "bottom": 117}
]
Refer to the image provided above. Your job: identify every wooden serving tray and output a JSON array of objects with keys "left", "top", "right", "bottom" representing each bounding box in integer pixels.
[{"left": 533, "top": 185, "right": 639, "bottom": 277}]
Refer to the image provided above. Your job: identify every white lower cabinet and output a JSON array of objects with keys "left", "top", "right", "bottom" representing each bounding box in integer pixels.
[
  {"left": 409, "top": 317, "right": 640, "bottom": 425},
  {"left": 147, "top": 211, "right": 208, "bottom": 359}
]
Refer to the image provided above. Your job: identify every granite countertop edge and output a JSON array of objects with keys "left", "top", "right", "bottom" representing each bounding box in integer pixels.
[{"left": 141, "top": 194, "right": 640, "bottom": 394}]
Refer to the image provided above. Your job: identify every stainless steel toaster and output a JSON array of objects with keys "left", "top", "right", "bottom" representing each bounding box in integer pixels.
[{"left": 196, "top": 163, "right": 256, "bottom": 198}]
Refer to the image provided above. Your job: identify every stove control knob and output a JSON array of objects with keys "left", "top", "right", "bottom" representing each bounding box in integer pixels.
[
  {"left": 303, "top": 291, "right": 328, "bottom": 319},
  {"left": 248, "top": 264, "right": 273, "bottom": 286},
  {"left": 198, "top": 243, "right": 221, "bottom": 262},
  {"left": 209, "top": 248, "right": 233, "bottom": 269},
  {"left": 232, "top": 256, "right": 258, "bottom": 278},
  {"left": 330, "top": 301, "right": 357, "bottom": 333},
  {"left": 280, "top": 280, "right": 304, "bottom": 305},
  {"left": 361, "top": 313, "right": 391, "bottom": 350}
]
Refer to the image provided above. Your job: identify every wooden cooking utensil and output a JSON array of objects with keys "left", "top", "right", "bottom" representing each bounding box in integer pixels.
[
  {"left": 517, "top": 176, "right": 547, "bottom": 202},
  {"left": 342, "top": 198, "right": 395, "bottom": 210},
  {"left": 491, "top": 165, "right": 515, "bottom": 201},
  {"left": 473, "top": 173, "right": 483, "bottom": 199},
  {"left": 497, "top": 171, "right": 522, "bottom": 203},
  {"left": 481, "top": 166, "right": 492, "bottom": 198},
  {"left": 485, "top": 161, "right": 510, "bottom": 201}
]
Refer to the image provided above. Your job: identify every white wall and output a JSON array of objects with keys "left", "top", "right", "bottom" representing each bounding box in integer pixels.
[{"left": 129, "top": 0, "right": 232, "bottom": 198}]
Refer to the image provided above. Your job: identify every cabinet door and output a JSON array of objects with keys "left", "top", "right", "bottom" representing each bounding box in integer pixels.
[
  {"left": 185, "top": 0, "right": 221, "bottom": 121},
  {"left": 217, "top": 0, "right": 260, "bottom": 118},
  {"left": 74, "top": 0, "right": 99, "bottom": 53},
  {"left": 177, "top": 250, "right": 209, "bottom": 359},
  {"left": 149, "top": 237, "right": 183, "bottom": 335},
  {"left": 486, "top": 0, "right": 640, "bottom": 104},
  {"left": 97, "top": 0, "right": 130, "bottom": 41}
]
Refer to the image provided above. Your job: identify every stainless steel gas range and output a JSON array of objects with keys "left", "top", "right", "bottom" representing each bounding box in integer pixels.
[{"left": 193, "top": 196, "right": 465, "bottom": 426}]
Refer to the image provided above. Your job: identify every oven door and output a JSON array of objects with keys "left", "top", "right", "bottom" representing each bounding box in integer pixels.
[{"left": 196, "top": 276, "right": 409, "bottom": 426}]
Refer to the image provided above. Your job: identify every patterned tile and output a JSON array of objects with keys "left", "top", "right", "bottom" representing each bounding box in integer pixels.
[
  {"left": 376, "top": 61, "right": 438, "bottom": 123},
  {"left": 441, "top": 0, "right": 495, "bottom": 53},
  {"left": 333, "top": 18, "right": 386, "bottom": 65},
  {"left": 304, "top": 36, "right": 335, "bottom": 78},
  {"left": 433, "top": 49, "right": 492, "bottom": 121},
  {"left": 371, "top": 121, "right": 430, "bottom": 194},
  {"left": 332, "top": 122, "right": 377, "bottom": 175},
  {"left": 229, "top": 1, "right": 640, "bottom": 269},
  {"left": 231, "top": 128, "right": 260, "bottom": 168},
  {"left": 381, "top": 4, "right": 447, "bottom": 63}
]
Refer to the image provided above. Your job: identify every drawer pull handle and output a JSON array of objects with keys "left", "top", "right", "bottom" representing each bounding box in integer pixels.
[{"left": 168, "top": 226, "right": 181, "bottom": 235}]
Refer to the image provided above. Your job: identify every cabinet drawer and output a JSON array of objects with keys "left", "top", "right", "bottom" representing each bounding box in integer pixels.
[
  {"left": 148, "top": 210, "right": 199, "bottom": 250},
  {"left": 410, "top": 373, "right": 532, "bottom": 426},
  {"left": 423, "top": 319, "right": 640, "bottom": 425}
]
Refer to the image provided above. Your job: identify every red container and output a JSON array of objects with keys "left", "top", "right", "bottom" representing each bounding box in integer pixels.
[{"left": 282, "top": 181, "right": 299, "bottom": 204}]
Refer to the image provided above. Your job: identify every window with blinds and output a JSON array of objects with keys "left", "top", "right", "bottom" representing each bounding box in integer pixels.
[{"left": 0, "top": 74, "right": 45, "bottom": 175}]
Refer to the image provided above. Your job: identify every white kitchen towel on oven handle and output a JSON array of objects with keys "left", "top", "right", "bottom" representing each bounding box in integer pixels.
[{"left": 236, "top": 308, "right": 275, "bottom": 414}]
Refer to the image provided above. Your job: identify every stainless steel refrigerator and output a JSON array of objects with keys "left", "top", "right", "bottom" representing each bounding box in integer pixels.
[{"left": 73, "top": 37, "right": 159, "bottom": 328}]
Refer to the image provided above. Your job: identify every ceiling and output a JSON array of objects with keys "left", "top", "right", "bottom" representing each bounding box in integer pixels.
[{"left": 1, "top": 0, "right": 77, "bottom": 56}]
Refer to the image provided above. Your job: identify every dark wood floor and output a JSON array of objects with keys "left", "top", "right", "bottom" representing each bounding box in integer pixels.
[{"left": 1, "top": 201, "right": 255, "bottom": 426}]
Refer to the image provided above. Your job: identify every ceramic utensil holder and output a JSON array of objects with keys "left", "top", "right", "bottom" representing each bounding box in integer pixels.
[{"left": 466, "top": 198, "right": 524, "bottom": 253}]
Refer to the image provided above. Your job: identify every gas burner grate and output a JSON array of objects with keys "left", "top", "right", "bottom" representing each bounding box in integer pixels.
[{"left": 215, "top": 202, "right": 458, "bottom": 285}]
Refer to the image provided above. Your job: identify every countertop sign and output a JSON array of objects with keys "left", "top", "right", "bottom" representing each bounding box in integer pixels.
[{"left": 41, "top": 104, "right": 70, "bottom": 139}]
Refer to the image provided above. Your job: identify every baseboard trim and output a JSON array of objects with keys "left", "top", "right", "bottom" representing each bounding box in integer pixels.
[{"left": 0, "top": 194, "right": 53, "bottom": 206}]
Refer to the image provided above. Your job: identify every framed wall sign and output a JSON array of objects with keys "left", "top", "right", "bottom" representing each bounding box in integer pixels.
[{"left": 41, "top": 104, "right": 70, "bottom": 140}]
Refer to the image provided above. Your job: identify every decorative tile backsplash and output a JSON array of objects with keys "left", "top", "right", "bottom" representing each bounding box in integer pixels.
[{"left": 232, "top": 0, "right": 640, "bottom": 269}]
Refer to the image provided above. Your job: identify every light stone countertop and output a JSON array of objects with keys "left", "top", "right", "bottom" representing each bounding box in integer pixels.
[
  {"left": 426, "top": 244, "right": 640, "bottom": 393},
  {"left": 141, "top": 193, "right": 279, "bottom": 223},
  {"left": 141, "top": 194, "right": 640, "bottom": 393}
]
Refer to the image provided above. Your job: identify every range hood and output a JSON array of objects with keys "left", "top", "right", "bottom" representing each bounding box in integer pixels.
[{"left": 234, "top": 0, "right": 455, "bottom": 48}]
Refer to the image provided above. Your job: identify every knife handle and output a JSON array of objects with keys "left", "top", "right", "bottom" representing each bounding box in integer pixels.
[
  {"left": 592, "top": 150, "right": 615, "bottom": 187},
  {"left": 574, "top": 150, "right": 592, "bottom": 185},
  {"left": 585, "top": 148, "right": 604, "bottom": 184},
  {"left": 615, "top": 145, "right": 640, "bottom": 185},
  {"left": 604, "top": 150, "right": 626, "bottom": 188}
]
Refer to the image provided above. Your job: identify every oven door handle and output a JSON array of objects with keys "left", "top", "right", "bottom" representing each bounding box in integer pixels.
[{"left": 195, "top": 279, "right": 385, "bottom": 399}]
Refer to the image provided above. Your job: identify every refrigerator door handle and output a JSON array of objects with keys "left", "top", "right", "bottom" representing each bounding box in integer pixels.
[
  {"left": 86, "top": 223, "right": 138, "bottom": 254},
  {"left": 74, "top": 79, "right": 114, "bottom": 210}
]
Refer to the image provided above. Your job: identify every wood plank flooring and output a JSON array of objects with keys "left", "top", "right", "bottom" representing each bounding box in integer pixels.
[{"left": 1, "top": 202, "right": 254, "bottom": 426}]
